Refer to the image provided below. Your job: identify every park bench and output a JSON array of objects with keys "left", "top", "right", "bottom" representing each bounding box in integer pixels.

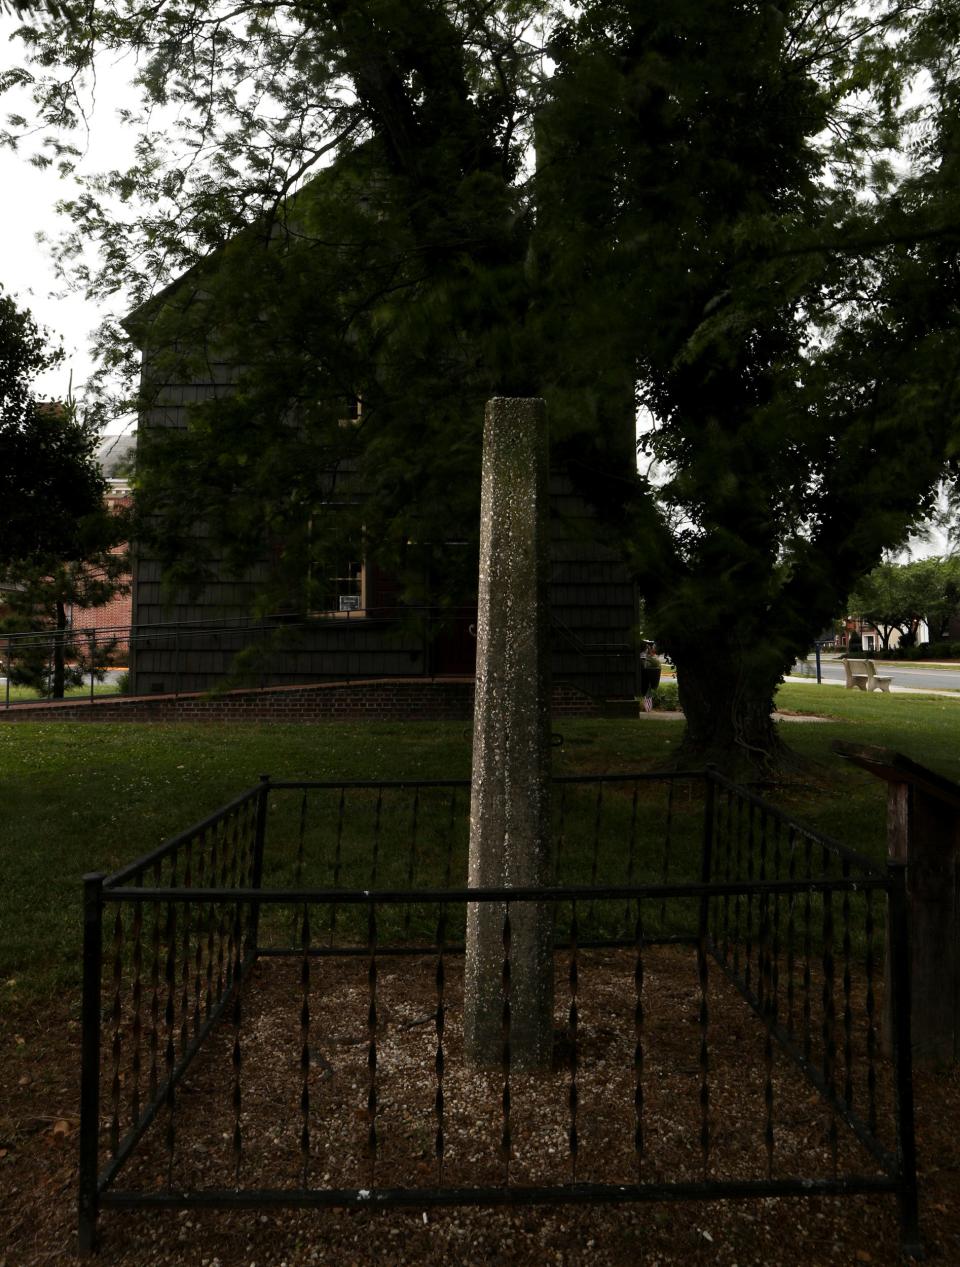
[{"left": 843, "top": 656, "right": 892, "bottom": 692}]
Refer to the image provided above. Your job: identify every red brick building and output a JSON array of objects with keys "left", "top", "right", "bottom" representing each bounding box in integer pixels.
[{"left": 68, "top": 434, "right": 135, "bottom": 653}]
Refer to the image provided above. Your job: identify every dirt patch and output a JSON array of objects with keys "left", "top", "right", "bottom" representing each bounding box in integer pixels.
[{"left": 2, "top": 950, "right": 959, "bottom": 1266}]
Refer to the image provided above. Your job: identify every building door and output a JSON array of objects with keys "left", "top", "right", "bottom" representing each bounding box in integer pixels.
[{"left": 429, "top": 607, "right": 477, "bottom": 676}]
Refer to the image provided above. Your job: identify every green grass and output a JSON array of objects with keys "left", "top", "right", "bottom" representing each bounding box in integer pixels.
[
  {"left": 0, "top": 720, "right": 478, "bottom": 1001},
  {"left": 775, "top": 680, "right": 960, "bottom": 779},
  {"left": 768, "top": 681, "right": 960, "bottom": 848},
  {"left": 2, "top": 685, "right": 958, "bottom": 1002},
  {"left": 3, "top": 680, "right": 122, "bottom": 702}
]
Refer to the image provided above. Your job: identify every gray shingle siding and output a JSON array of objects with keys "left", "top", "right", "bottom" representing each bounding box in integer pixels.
[{"left": 129, "top": 359, "right": 638, "bottom": 703}]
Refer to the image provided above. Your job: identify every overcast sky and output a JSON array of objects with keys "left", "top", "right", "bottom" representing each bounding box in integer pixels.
[{"left": 0, "top": 15, "right": 137, "bottom": 426}]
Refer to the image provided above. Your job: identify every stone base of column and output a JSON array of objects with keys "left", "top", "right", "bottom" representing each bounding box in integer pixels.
[{"left": 464, "top": 899, "right": 555, "bottom": 1070}]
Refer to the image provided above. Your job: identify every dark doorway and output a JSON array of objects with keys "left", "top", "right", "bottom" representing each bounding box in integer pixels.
[{"left": 429, "top": 607, "right": 477, "bottom": 676}]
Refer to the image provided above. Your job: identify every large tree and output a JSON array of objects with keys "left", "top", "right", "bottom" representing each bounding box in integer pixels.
[
  {"left": 848, "top": 556, "right": 960, "bottom": 651},
  {"left": 6, "top": 1, "right": 960, "bottom": 771},
  {"left": 0, "top": 290, "right": 128, "bottom": 695},
  {"left": 1, "top": 526, "right": 129, "bottom": 697},
  {"left": 0, "top": 288, "right": 105, "bottom": 565}
]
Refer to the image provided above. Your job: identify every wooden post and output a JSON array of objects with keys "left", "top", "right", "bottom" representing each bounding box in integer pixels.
[
  {"left": 905, "top": 784, "right": 960, "bottom": 1064},
  {"left": 834, "top": 742, "right": 960, "bottom": 1065},
  {"left": 882, "top": 781, "right": 910, "bottom": 1055},
  {"left": 464, "top": 397, "right": 554, "bottom": 1070}
]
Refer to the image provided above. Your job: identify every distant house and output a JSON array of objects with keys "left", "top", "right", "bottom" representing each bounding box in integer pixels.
[
  {"left": 834, "top": 615, "right": 931, "bottom": 654},
  {"left": 66, "top": 435, "right": 135, "bottom": 651},
  {"left": 122, "top": 172, "right": 640, "bottom": 705}
]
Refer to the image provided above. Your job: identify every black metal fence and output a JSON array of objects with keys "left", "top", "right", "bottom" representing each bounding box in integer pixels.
[
  {"left": 1, "top": 624, "right": 123, "bottom": 707},
  {"left": 79, "top": 771, "right": 920, "bottom": 1256},
  {"left": 2, "top": 609, "right": 638, "bottom": 706}
]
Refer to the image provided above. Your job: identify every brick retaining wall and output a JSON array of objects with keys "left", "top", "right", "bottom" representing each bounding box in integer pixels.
[{"left": 0, "top": 678, "right": 601, "bottom": 724}]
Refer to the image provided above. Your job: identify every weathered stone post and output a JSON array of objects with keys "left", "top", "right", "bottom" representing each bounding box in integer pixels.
[{"left": 464, "top": 397, "right": 554, "bottom": 1070}]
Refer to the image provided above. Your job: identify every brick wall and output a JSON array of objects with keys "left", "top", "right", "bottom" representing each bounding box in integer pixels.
[
  {"left": 0, "top": 677, "right": 601, "bottom": 724},
  {"left": 68, "top": 593, "right": 132, "bottom": 644},
  {"left": 69, "top": 489, "right": 134, "bottom": 648}
]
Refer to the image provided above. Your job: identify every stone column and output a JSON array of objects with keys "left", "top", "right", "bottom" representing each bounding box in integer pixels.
[{"left": 464, "top": 397, "right": 554, "bottom": 1070}]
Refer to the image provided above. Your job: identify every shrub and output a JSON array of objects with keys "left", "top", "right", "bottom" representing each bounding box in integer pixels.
[
  {"left": 650, "top": 681, "right": 680, "bottom": 711},
  {"left": 907, "top": 640, "right": 960, "bottom": 660}
]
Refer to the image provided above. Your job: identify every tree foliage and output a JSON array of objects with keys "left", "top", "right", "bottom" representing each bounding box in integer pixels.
[
  {"left": 1, "top": 537, "right": 129, "bottom": 696},
  {"left": 0, "top": 286, "right": 113, "bottom": 569},
  {"left": 0, "top": 289, "right": 108, "bottom": 565},
  {"left": 848, "top": 555, "right": 960, "bottom": 651},
  {"left": 0, "top": 417, "right": 129, "bottom": 694},
  {"left": 5, "top": 1, "right": 960, "bottom": 768},
  {"left": 0, "top": 291, "right": 128, "bottom": 695}
]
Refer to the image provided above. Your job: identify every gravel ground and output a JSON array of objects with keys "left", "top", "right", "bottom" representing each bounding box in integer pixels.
[{"left": 3, "top": 948, "right": 959, "bottom": 1266}]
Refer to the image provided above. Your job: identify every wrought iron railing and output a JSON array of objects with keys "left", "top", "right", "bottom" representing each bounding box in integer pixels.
[
  {"left": 78, "top": 771, "right": 920, "bottom": 1257},
  {"left": 2, "top": 608, "right": 637, "bottom": 706}
]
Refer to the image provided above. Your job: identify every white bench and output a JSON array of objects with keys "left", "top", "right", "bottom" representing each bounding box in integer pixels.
[{"left": 843, "top": 657, "right": 892, "bottom": 693}]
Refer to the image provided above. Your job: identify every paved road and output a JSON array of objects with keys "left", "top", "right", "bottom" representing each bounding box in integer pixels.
[{"left": 791, "top": 659, "right": 960, "bottom": 693}]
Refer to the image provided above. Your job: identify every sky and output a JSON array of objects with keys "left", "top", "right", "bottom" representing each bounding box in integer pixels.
[
  {"left": 0, "top": 15, "right": 137, "bottom": 427},
  {"left": 0, "top": 142, "right": 107, "bottom": 403}
]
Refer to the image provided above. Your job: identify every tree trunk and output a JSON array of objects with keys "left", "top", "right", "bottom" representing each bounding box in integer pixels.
[
  {"left": 52, "top": 601, "right": 67, "bottom": 699},
  {"left": 672, "top": 646, "right": 795, "bottom": 779}
]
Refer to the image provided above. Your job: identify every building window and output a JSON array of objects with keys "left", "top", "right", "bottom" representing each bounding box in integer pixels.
[
  {"left": 309, "top": 558, "right": 366, "bottom": 616},
  {"left": 338, "top": 397, "right": 362, "bottom": 428},
  {"left": 332, "top": 559, "right": 363, "bottom": 611}
]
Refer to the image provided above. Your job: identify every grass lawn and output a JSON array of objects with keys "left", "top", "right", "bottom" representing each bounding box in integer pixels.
[
  {"left": 1, "top": 682, "right": 958, "bottom": 1001},
  {"left": 2, "top": 679, "right": 122, "bottom": 703},
  {"left": 3, "top": 688, "right": 960, "bottom": 1267}
]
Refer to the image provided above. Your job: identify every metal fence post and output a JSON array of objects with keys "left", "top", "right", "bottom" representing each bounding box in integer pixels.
[
  {"left": 78, "top": 873, "right": 105, "bottom": 1256},
  {"left": 89, "top": 631, "right": 96, "bottom": 707},
  {"left": 4, "top": 638, "right": 10, "bottom": 710},
  {"left": 888, "top": 860, "right": 922, "bottom": 1258},
  {"left": 246, "top": 775, "right": 270, "bottom": 960},
  {"left": 815, "top": 642, "right": 822, "bottom": 685},
  {"left": 700, "top": 769, "right": 717, "bottom": 942}
]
